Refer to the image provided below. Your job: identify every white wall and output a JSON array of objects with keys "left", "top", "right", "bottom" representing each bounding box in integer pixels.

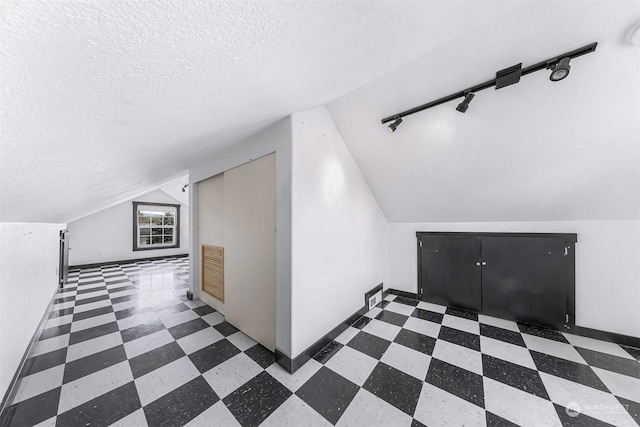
[
  {"left": 290, "top": 106, "right": 389, "bottom": 357},
  {"left": 189, "top": 117, "right": 292, "bottom": 356},
  {"left": 389, "top": 220, "right": 640, "bottom": 338},
  {"left": 67, "top": 189, "right": 189, "bottom": 266},
  {"left": 0, "top": 222, "right": 65, "bottom": 400}
]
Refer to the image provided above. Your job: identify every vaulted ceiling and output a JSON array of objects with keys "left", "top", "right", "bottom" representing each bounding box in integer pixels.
[{"left": 1, "top": 1, "right": 638, "bottom": 224}]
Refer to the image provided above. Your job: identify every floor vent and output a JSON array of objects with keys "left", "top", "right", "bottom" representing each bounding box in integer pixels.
[{"left": 367, "top": 290, "right": 382, "bottom": 310}]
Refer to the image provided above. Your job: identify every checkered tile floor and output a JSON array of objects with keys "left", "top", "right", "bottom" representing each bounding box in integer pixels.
[{"left": 1, "top": 257, "right": 639, "bottom": 426}]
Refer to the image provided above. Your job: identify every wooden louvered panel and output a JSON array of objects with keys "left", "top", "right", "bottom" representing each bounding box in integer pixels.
[{"left": 202, "top": 245, "right": 224, "bottom": 302}]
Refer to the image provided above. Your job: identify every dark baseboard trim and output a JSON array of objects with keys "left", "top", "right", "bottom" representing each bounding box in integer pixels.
[
  {"left": 69, "top": 253, "right": 188, "bottom": 270},
  {"left": 276, "top": 304, "right": 369, "bottom": 374},
  {"left": 575, "top": 326, "right": 640, "bottom": 349},
  {"left": 0, "top": 286, "right": 61, "bottom": 417},
  {"left": 388, "top": 289, "right": 418, "bottom": 300}
]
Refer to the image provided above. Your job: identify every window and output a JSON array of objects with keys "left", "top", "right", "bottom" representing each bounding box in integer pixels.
[{"left": 133, "top": 202, "right": 180, "bottom": 251}]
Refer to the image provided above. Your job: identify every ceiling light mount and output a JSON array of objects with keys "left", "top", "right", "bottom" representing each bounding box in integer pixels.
[{"left": 381, "top": 42, "right": 597, "bottom": 127}]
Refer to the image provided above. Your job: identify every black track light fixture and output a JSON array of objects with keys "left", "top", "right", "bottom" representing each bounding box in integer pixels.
[
  {"left": 381, "top": 42, "right": 597, "bottom": 129},
  {"left": 388, "top": 116, "right": 403, "bottom": 132},
  {"left": 456, "top": 92, "right": 475, "bottom": 113},
  {"left": 549, "top": 57, "right": 571, "bottom": 81}
]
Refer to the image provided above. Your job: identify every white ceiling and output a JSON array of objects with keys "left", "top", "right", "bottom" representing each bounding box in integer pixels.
[
  {"left": 0, "top": 0, "right": 525, "bottom": 223},
  {"left": 1, "top": 1, "right": 638, "bottom": 225},
  {"left": 328, "top": 1, "right": 640, "bottom": 222}
]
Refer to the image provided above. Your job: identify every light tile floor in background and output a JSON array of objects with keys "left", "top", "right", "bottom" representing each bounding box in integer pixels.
[{"left": 1, "top": 256, "right": 639, "bottom": 426}]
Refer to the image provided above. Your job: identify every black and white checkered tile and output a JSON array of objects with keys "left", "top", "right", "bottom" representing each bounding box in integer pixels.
[{"left": 2, "top": 257, "right": 639, "bottom": 426}]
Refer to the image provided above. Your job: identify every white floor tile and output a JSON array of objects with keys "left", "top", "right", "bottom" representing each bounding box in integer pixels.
[
  {"left": 75, "top": 289, "right": 108, "bottom": 301},
  {"left": 416, "top": 301, "right": 447, "bottom": 313},
  {"left": 176, "top": 327, "right": 224, "bottom": 355},
  {"left": 478, "top": 314, "right": 520, "bottom": 332},
  {"left": 50, "top": 301, "right": 75, "bottom": 311},
  {"left": 540, "top": 372, "right": 637, "bottom": 426},
  {"left": 33, "top": 416, "right": 57, "bottom": 427},
  {"left": 325, "top": 346, "right": 378, "bottom": 386},
  {"left": 202, "top": 353, "right": 263, "bottom": 398},
  {"left": 66, "top": 331, "right": 123, "bottom": 362},
  {"left": 12, "top": 365, "right": 65, "bottom": 404},
  {"left": 364, "top": 307, "right": 383, "bottom": 319},
  {"left": 363, "top": 319, "right": 401, "bottom": 341},
  {"left": 45, "top": 314, "right": 73, "bottom": 328},
  {"left": 592, "top": 367, "right": 640, "bottom": 408},
  {"left": 335, "top": 326, "right": 360, "bottom": 345},
  {"left": 442, "top": 314, "right": 479, "bottom": 335},
  {"left": 112, "top": 300, "right": 140, "bottom": 313},
  {"left": 185, "top": 400, "right": 241, "bottom": 427},
  {"left": 227, "top": 331, "right": 257, "bottom": 351},
  {"left": 72, "top": 299, "right": 111, "bottom": 314},
  {"left": 108, "top": 288, "right": 138, "bottom": 299},
  {"left": 336, "top": 388, "right": 412, "bottom": 427},
  {"left": 159, "top": 309, "right": 198, "bottom": 328},
  {"left": 384, "top": 294, "right": 397, "bottom": 302},
  {"left": 384, "top": 302, "right": 415, "bottom": 317},
  {"left": 522, "top": 334, "right": 586, "bottom": 364},
  {"left": 124, "top": 329, "right": 174, "bottom": 359},
  {"left": 135, "top": 357, "right": 200, "bottom": 406},
  {"left": 184, "top": 299, "right": 206, "bottom": 309},
  {"left": 70, "top": 312, "right": 116, "bottom": 333},
  {"left": 480, "top": 336, "right": 536, "bottom": 370},
  {"left": 484, "top": 377, "right": 561, "bottom": 427},
  {"left": 58, "top": 361, "right": 133, "bottom": 414},
  {"left": 202, "top": 312, "right": 225, "bottom": 326},
  {"left": 404, "top": 317, "right": 441, "bottom": 339},
  {"left": 563, "top": 333, "right": 636, "bottom": 360},
  {"left": 432, "top": 339, "right": 482, "bottom": 376},
  {"left": 31, "top": 334, "right": 70, "bottom": 357},
  {"left": 414, "top": 382, "right": 486, "bottom": 427},
  {"left": 266, "top": 359, "right": 323, "bottom": 392},
  {"left": 110, "top": 409, "right": 148, "bottom": 427},
  {"left": 381, "top": 342, "right": 431, "bottom": 381},
  {"left": 117, "top": 310, "right": 158, "bottom": 331}
]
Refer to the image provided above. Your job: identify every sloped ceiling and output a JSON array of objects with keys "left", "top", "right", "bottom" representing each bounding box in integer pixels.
[
  {"left": 328, "top": 1, "right": 640, "bottom": 223},
  {"left": 0, "top": 0, "right": 527, "bottom": 223}
]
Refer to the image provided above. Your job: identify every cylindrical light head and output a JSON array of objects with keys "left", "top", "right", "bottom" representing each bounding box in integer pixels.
[
  {"left": 388, "top": 117, "right": 403, "bottom": 132},
  {"left": 456, "top": 92, "right": 475, "bottom": 113},
  {"left": 550, "top": 57, "right": 571, "bottom": 81}
]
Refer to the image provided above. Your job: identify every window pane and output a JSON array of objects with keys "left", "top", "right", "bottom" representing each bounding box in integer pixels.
[
  {"left": 138, "top": 215, "right": 150, "bottom": 225},
  {"left": 163, "top": 215, "right": 174, "bottom": 226},
  {"left": 151, "top": 215, "right": 163, "bottom": 225},
  {"left": 140, "top": 228, "right": 151, "bottom": 235},
  {"left": 152, "top": 228, "right": 163, "bottom": 235},
  {"left": 163, "top": 236, "right": 173, "bottom": 244},
  {"left": 152, "top": 236, "right": 163, "bottom": 244},
  {"left": 140, "top": 236, "right": 151, "bottom": 245},
  {"left": 164, "top": 228, "right": 174, "bottom": 236}
]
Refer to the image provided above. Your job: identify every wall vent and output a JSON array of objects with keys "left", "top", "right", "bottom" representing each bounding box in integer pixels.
[
  {"left": 368, "top": 291, "right": 382, "bottom": 310},
  {"left": 202, "top": 244, "right": 224, "bottom": 302}
]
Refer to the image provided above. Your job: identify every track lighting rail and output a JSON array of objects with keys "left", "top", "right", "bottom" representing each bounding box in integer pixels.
[{"left": 381, "top": 42, "right": 597, "bottom": 127}]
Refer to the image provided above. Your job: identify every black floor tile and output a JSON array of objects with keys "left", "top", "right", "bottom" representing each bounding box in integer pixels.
[
  {"left": 76, "top": 278, "right": 103, "bottom": 286},
  {"left": 616, "top": 396, "right": 639, "bottom": 425},
  {"left": 120, "top": 319, "right": 166, "bottom": 343},
  {"left": 576, "top": 347, "right": 640, "bottom": 379},
  {"left": 74, "top": 294, "right": 110, "bottom": 306},
  {"left": 363, "top": 362, "right": 423, "bottom": 416},
  {"left": 110, "top": 294, "right": 139, "bottom": 304},
  {"left": 394, "top": 329, "right": 436, "bottom": 355},
  {"left": 313, "top": 340, "right": 343, "bottom": 364},
  {"left": 49, "top": 307, "right": 74, "bottom": 319},
  {"left": 296, "top": 367, "right": 359, "bottom": 424},
  {"left": 438, "top": 326, "right": 481, "bottom": 351},
  {"left": 76, "top": 286, "right": 107, "bottom": 295},
  {"left": 72, "top": 305, "right": 113, "bottom": 321},
  {"left": 480, "top": 323, "right": 526, "bottom": 347},
  {"left": 213, "top": 321, "right": 239, "bottom": 337},
  {"left": 553, "top": 403, "right": 614, "bottom": 426},
  {"left": 53, "top": 296, "right": 75, "bottom": 304},
  {"left": 411, "top": 308, "right": 444, "bottom": 324},
  {"left": 380, "top": 300, "right": 391, "bottom": 309},
  {"left": 189, "top": 339, "right": 240, "bottom": 373},
  {"left": 144, "top": 376, "right": 218, "bottom": 427},
  {"left": 621, "top": 345, "right": 640, "bottom": 362},
  {"left": 39, "top": 323, "right": 72, "bottom": 341},
  {"left": 530, "top": 350, "right": 610, "bottom": 392},
  {"left": 63, "top": 345, "right": 127, "bottom": 384},
  {"left": 114, "top": 305, "right": 152, "bottom": 320},
  {"left": 517, "top": 322, "right": 569, "bottom": 343},
  {"left": 224, "top": 372, "right": 291, "bottom": 427},
  {"left": 168, "top": 318, "right": 210, "bottom": 340},
  {"left": 482, "top": 354, "right": 549, "bottom": 399},
  {"left": 153, "top": 302, "right": 189, "bottom": 318},
  {"left": 445, "top": 307, "right": 478, "bottom": 321},
  {"left": 351, "top": 316, "right": 372, "bottom": 329},
  {"left": 0, "top": 387, "right": 60, "bottom": 426},
  {"left": 244, "top": 344, "right": 275, "bottom": 368},
  {"left": 393, "top": 296, "right": 419, "bottom": 307},
  {"left": 129, "top": 341, "right": 186, "bottom": 378},
  {"left": 375, "top": 310, "right": 408, "bottom": 327},
  {"left": 411, "top": 419, "right": 428, "bottom": 427},
  {"left": 20, "top": 348, "right": 67, "bottom": 377},
  {"left": 57, "top": 381, "right": 141, "bottom": 427},
  {"left": 107, "top": 284, "right": 136, "bottom": 294},
  {"left": 193, "top": 304, "right": 215, "bottom": 316},
  {"left": 347, "top": 331, "right": 391, "bottom": 360},
  {"left": 69, "top": 321, "right": 119, "bottom": 345},
  {"left": 486, "top": 411, "right": 519, "bottom": 426},
  {"left": 426, "top": 358, "right": 484, "bottom": 407},
  {"left": 104, "top": 277, "right": 130, "bottom": 285}
]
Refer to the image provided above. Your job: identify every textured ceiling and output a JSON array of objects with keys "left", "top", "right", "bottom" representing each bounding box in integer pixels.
[
  {"left": 0, "top": 0, "right": 524, "bottom": 223},
  {"left": 328, "top": 1, "right": 640, "bottom": 222}
]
